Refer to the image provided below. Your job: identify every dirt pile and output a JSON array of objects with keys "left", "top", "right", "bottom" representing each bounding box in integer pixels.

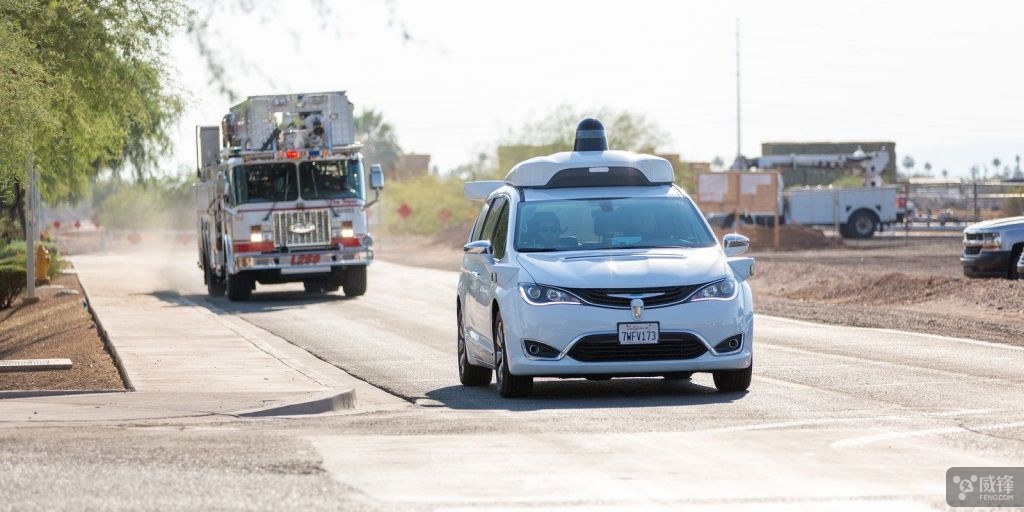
[{"left": 713, "top": 224, "right": 841, "bottom": 251}]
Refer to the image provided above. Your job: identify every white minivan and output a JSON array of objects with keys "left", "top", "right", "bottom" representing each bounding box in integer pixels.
[{"left": 456, "top": 119, "right": 755, "bottom": 398}]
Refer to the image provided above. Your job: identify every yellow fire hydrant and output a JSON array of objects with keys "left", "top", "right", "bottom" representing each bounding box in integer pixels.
[{"left": 35, "top": 242, "right": 50, "bottom": 285}]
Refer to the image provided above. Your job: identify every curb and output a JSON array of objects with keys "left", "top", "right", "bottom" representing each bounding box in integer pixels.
[
  {"left": 0, "top": 390, "right": 127, "bottom": 399},
  {"left": 235, "top": 388, "right": 356, "bottom": 417},
  {"left": 73, "top": 268, "right": 135, "bottom": 392}
]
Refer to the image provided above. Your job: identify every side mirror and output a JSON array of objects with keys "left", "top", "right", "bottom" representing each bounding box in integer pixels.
[
  {"left": 723, "top": 233, "right": 750, "bottom": 257},
  {"left": 370, "top": 164, "right": 384, "bottom": 190},
  {"left": 463, "top": 240, "right": 493, "bottom": 255}
]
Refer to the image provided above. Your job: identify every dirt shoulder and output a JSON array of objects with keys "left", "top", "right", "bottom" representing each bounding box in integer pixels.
[{"left": 0, "top": 268, "right": 126, "bottom": 392}]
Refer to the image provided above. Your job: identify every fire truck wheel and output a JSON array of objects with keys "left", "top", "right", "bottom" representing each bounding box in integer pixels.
[
  {"left": 343, "top": 266, "right": 367, "bottom": 297},
  {"left": 226, "top": 273, "right": 252, "bottom": 301},
  {"left": 205, "top": 262, "right": 225, "bottom": 297}
]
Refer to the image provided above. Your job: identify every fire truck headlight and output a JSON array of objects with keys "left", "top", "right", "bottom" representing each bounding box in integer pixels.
[
  {"left": 249, "top": 225, "right": 262, "bottom": 243},
  {"left": 341, "top": 227, "right": 355, "bottom": 238}
]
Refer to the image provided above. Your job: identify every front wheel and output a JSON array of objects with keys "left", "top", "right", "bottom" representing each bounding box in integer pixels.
[
  {"left": 494, "top": 312, "right": 532, "bottom": 398},
  {"left": 1009, "top": 246, "right": 1023, "bottom": 280},
  {"left": 712, "top": 364, "right": 752, "bottom": 392},
  {"left": 457, "top": 304, "right": 492, "bottom": 386},
  {"left": 343, "top": 266, "right": 367, "bottom": 297},
  {"left": 226, "top": 272, "right": 252, "bottom": 301},
  {"left": 204, "top": 259, "right": 225, "bottom": 297}
]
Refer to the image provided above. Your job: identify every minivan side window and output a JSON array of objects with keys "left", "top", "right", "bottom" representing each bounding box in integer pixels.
[
  {"left": 491, "top": 200, "right": 510, "bottom": 260},
  {"left": 470, "top": 202, "right": 492, "bottom": 242},
  {"left": 479, "top": 196, "right": 509, "bottom": 249}
]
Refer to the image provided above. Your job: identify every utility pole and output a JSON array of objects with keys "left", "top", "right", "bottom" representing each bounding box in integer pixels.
[
  {"left": 24, "top": 154, "right": 39, "bottom": 303},
  {"left": 735, "top": 17, "right": 742, "bottom": 159}
]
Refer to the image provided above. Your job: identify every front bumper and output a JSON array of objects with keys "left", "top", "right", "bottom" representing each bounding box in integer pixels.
[
  {"left": 502, "top": 287, "right": 754, "bottom": 377},
  {"left": 233, "top": 247, "right": 372, "bottom": 275},
  {"left": 960, "top": 249, "right": 1011, "bottom": 277}
]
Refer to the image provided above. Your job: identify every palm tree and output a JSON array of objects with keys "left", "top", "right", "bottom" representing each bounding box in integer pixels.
[
  {"left": 355, "top": 109, "right": 403, "bottom": 175},
  {"left": 712, "top": 155, "right": 724, "bottom": 171},
  {"left": 901, "top": 155, "right": 915, "bottom": 177},
  {"left": 923, "top": 161, "right": 932, "bottom": 176}
]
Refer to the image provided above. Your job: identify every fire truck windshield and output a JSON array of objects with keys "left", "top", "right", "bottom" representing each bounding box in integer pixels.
[
  {"left": 233, "top": 163, "right": 298, "bottom": 204},
  {"left": 298, "top": 160, "right": 364, "bottom": 200},
  {"left": 232, "top": 159, "right": 365, "bottom": 205}
]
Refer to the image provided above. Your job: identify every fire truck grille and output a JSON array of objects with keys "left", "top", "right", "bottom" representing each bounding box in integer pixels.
[{"left": 273, "top": 209, "right": 331, "bottom": 248}]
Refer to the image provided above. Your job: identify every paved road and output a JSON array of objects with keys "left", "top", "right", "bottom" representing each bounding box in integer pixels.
[{"left": 2, "top": 248, "right": 1022, "bottom": 511}]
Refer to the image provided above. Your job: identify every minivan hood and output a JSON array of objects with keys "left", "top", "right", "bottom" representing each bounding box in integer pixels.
[
  {"left": 965, "top": 216, "right": 1024, "bottom": 232},
  {"left": 516, "top": 248, "right": 725, "bottom": 288}
]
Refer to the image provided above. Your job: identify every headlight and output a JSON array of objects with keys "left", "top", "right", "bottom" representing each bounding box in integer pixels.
[
  {"left": 981, "top": 232, "right": 1001, "bottom": 249},
  {"left": 688, "top": 277, "right": 738, "bottom": 302},
  {"left": 519, "top": 284, "right": 581, "bottom": 305}
]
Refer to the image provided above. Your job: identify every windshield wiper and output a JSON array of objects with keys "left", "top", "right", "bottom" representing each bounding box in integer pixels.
[{"left": 517, "top": 247, "right": 561, "bottom": 253}]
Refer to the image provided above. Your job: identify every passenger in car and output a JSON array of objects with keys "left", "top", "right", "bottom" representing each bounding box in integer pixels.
[{"left": 529, "top": 212, "right": 563, "bottom": 248}]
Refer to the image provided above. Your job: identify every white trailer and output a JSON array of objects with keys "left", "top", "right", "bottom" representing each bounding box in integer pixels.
[{"left": 728, "top": 148, "right": 899, "bottom": 238}]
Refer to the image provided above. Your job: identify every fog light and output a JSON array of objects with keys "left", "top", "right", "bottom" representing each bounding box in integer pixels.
[
  {"left": 524, "top": 340, "right": 560, "bottom": 358},
  {"left": 714, "top": 335, "right": 742, "bottom": 353}
]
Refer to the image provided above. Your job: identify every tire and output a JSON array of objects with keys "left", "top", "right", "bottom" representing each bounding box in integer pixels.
[
  {"left": 843, "top": 210, "right": 878, "bottom": 239},
  {"left": 342, "top": 266, "right": 367, "bottom": 297},
  {"left": 713, "top": 364, "right": 752, "bottom": 392},
  {"left": 226, "top": 272, "right": 252, "bottom": 301},
  {"left": 204, "top": 259, "right": 225, "bottom": 297},
  {"left": 493, "top": 311, "right": 532, "bottom": 398},
  {"left": 457, "top": 304, "right": 492, "bottom": 386},
  {"left": 1010, "top": 245, "right": 1023, "bottom": 280}
]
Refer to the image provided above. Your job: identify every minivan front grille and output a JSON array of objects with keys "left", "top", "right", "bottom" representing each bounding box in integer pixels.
[
  {"left": 563, "top": 285, "right": 704, "bottom": 308},
  {"left": 273, "top": 209, "right": 331, "bottom": 248},
  {"left": 568, "top": 333, "right": 707, "bottom": 362}
]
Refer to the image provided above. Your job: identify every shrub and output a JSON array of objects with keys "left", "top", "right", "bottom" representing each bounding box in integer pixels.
[
  {"left": 0, "top": 263, "right": 26, "bottom": 309},
  {"left": 0, "top": 240, "right": 62, "bottom": 290},
  {"left": 381, "top": 175, "right": 480, "bottom": 235}
]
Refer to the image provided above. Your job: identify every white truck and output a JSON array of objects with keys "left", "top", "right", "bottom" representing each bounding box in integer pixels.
[
  {"left": 960, "top": 216, "right": 1024, "bottom": 279},
  {"left": 195, "top": 91, "right": 383, "bottom": 301},
  {"left": 728, "top": 148, "right": 900, "bottom": 238}
]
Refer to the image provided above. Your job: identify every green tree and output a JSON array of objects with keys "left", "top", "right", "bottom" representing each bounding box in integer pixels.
[
  {"left": 923, "top": 161, "right": 932, "bottom": 176},
  {"left": 502, "top": 104, "right": 669, "bottom": 153},
  {"left": 0, "top": 0, "right": 187, "bottom": 236},
  {"left": 355, "top": 109, "right": 403, "bottom": 175}
]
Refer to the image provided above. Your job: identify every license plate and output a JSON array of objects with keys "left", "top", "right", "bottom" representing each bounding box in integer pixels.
[
  {"left": 617, "top": 322, "right": 659, "bottom": 345},
  {"left": 290, "top": 254, "right": 322, "bottom": 265}
]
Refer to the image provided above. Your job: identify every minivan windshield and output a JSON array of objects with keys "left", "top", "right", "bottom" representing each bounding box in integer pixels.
[{"left": 515, "top": 197, "right": 716, "bottom": 252}]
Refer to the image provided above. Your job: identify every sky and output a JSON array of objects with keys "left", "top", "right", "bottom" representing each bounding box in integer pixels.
[{"left": 167, "top": 0, "right": 1024, "bottom": 180}]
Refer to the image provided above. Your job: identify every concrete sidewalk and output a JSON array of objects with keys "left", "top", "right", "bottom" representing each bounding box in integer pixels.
[{"left": 0, "top": 252, "right": 389, "bottom": 422}]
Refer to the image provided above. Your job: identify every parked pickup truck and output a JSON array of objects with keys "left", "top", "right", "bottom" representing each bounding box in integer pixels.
[{"left": 960, "top": 216, "right": 1024, "bottom": 279}]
